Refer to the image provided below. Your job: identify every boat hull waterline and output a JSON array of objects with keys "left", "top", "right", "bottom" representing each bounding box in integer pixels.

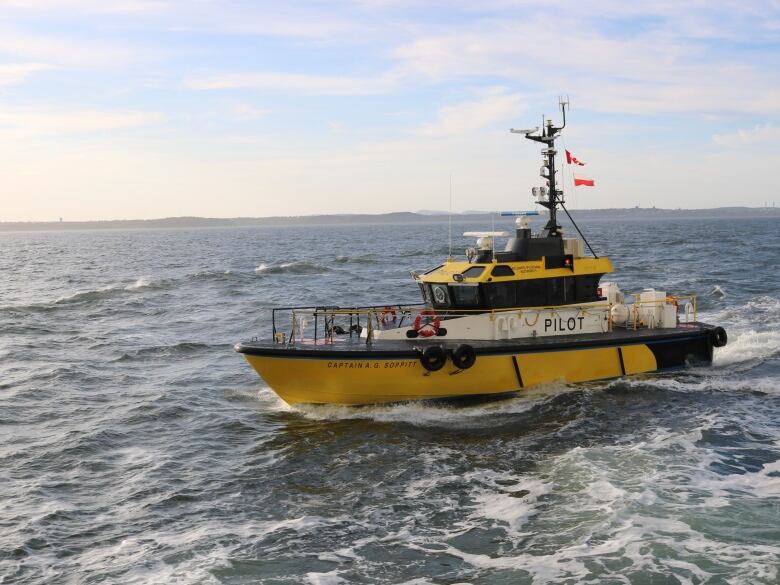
[{"left": 236, "top": 324, "right": 716, "bottom": 405}]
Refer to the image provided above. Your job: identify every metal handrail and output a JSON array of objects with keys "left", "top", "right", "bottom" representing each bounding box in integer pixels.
[
  {"left": 625, "top": 294, "right": 697, "bottom": 330},
  {"left": 272, "top": 294, "right": 697, "bottom": 344}
]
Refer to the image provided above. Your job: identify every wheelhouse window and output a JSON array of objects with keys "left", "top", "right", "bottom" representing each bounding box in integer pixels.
[
  {"left": 484, "top": 282, "right": 516, "bottom": 308},
  {"left": 452, "top": 284, "right": 480, "bottom": 307},
  {"left": 516, "top": 279, "right": 546, "bottom": 307},
  {"left": 461, "top": 266, "right": 485, "bottom": 279},
  {"left": 491, "top": 265, "right": 515, "bottom": 277},
  {"left": 575, "top": 275, "right": 601, "bottom": 303},
  {"left": 547, "top": 277, "right": 565, "bottom": 305},
  {"left": 563, "top": 277, "right": 575, "bottom": 303},
  {"left": 430, "top": 284, "right": 451, "bottom": 307}
]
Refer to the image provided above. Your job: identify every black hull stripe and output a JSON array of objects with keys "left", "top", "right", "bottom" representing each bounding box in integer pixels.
[
  {"left": 617, "top": 347, "right": 626, "bottom": 375},
  {"left": 236, "top": 332, "right": 713, "bottom": 360},
  {"left": 511, "top": 356, "right": 524, "bottom": 388}
]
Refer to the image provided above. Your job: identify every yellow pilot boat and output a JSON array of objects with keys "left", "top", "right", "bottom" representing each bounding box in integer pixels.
[{"left": 236, "top": 101, "right": 728, "bottom": 405}]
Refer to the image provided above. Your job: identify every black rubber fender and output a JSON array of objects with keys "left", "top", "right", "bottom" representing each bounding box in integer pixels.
[
  {"left": 710, "top": 326, "right": 728, "bottom": 348},
  {"left": 451, "top": 344, "right": 477, "bottom": 370},
  {"left": 419, "top": 345, "right": 447, "bottom": 372}
]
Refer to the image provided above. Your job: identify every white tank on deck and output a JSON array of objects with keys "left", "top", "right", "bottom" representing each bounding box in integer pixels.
[{"left": 611, "top": 303, "right": 630, "bottom": 326}]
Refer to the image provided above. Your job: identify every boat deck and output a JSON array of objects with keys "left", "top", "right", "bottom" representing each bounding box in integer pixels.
[{"left": 236, "top": 322, "right": 716, "bottom": 358}]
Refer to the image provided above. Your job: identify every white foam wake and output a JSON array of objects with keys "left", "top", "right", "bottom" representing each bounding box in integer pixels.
[{"left": 280, "top": 382, "right": 572, "bottom": 427}]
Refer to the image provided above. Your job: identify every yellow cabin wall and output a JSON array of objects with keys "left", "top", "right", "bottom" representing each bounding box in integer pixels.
[{"left": 418, "top": 257, "right": 614, "bottom": 285}]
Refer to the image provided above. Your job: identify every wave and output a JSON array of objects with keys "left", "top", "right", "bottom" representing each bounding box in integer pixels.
[
  {"left": 714, "top": 329, "right": 780, "bottom": 368},
  {"left": 374, "top": 413, "right": 780, "bottom": 584},
  {"left": 115, "top": 342, "right": 230, "bottom": 362},
  {"left": 698, "top": 295, "right": 780, "bottom": 370},
  {"left": 54, "top": 284, "right": 122, "bottom": 304},
  {"left": 0, "top": 277, "right": 169, "bottom": 313},
  {"left": 259, "top": 382, "right": 573, "bottom": 426},
  {"left": 125, "top": 276, "right": 154, "bottom": 290},
  {"left": 404, "top": 244, "right": 456, "bottom": 257},
  {"left": 702, "top": 295, "right": 779, "bottom": 324},
  {"left": 302, "top": 406, "right": 780, "bottom": 581},
  {"left": 189, "top": 269, "right": 238, "bottom": 281},
  {"left": 51, "top": 276, "right": 161, "bottom": 305},
  {"left": 255, "top": 261, "right": 329, "bottom": 275},
  {"left": 334, "top": 254, "right": 376, "bottom": 264},
  {"left": 610, "top": 374, "right": 780, "bottom": 396}
]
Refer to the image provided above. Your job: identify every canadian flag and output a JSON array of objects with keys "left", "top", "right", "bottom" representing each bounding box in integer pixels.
[
  {"left": 573, "top": 175, "right": 595, "bottom": 187},
  {"left": 565, "top": 150, "right": 585, "bottom": 166}
]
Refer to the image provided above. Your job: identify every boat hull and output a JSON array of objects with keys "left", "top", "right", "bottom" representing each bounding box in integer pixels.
[{"left": 237, "top": 325, "right": 716, "bottom": 405}]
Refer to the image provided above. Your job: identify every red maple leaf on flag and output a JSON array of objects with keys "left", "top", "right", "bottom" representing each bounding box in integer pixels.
[{"left": 565, "top": 150, "right": 585, "bottom": 166}]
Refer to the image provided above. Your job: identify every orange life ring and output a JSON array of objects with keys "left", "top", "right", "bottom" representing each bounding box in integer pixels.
[
  {"left": 413, "top": 310, "right": 441, "bottom": 338},
  {"left": 379, "top": 306, "right": 397, "bottom": 327}
]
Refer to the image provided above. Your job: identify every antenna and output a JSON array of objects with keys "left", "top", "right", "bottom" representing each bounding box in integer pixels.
[
  {"left": 448, "top": 173, "right": 453, "bottom": 261},
  {"left": 491, "top": 213, "right": 495, "bottom": 262},
  {"left": 558, "top": 95, "right": 569, "bottom": 129}
]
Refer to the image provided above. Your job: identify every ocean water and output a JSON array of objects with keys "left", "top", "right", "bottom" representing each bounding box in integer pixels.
[{"left": 1, "top": 216, "right": 779, "bottom": 584}]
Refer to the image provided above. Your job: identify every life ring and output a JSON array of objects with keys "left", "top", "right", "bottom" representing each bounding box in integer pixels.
[
  {"left": 419, "top": 345, "right": 447, "bottom": 372},
  {"left": 710, "top": 326, "right": 728, "bottom": 348},
  {"left": 413, "top": 310, "right": 441, "bottom": 338},
  {"left": 451, "top": 344, "right": 476, "bottom": 370},
  {"left": 379, "top": 306, "right": 397, "bottom": 327}
]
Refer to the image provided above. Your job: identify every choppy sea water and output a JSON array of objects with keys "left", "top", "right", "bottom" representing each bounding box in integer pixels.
[{"left": 1, "top": 216, "right": 779, "bottom": 584}]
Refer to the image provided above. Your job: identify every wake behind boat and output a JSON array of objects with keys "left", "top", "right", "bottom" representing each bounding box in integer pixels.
[{"left": 236, "top": 100, "right": 727, "bottom": 405}]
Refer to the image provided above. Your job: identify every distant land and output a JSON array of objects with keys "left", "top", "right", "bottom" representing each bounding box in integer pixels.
[{"left": 0, "top": 207, "right": 778, "bottom": 232}]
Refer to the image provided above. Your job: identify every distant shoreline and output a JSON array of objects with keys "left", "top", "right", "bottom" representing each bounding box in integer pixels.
[{"left": 1, "top": 207, "right": 777, "bottom": 232}]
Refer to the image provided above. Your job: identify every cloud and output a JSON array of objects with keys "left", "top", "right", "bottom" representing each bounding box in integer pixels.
[
  {"left": 0, "top": 29, "right": 157, "bottom": 68},
  {"left": 411, "top": 91, "right": 526, "bottom": 136},
  {"left": 231, "top": 103, "right": 270, "bottom": 119},
  {"left": 0, "top": 0, "right": 169, "bottom": 15},
  {"left": 0, "top": 1, "right": 368, "bottom": 40},
  {"left": 391, "top": 14, "right": 780, "bottom": 115},
  {"left": 0, "top": 62, "right": 49, "bottom": 86},
  {"left": 713, "top": 123, "right": 780, "bottom": 148},
  {"left": 186, "top": 71, "right": 403, "bottom": 95},
  {"left": 0, "top": 107, "right": 163, "bottom": 136}
]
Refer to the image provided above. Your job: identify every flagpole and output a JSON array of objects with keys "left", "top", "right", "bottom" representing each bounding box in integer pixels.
[
  {"left": 562, "top": 138, "right": 577, "bottom": 210},
  {"left": 448, "top": 172, "right": 453, "bottom": 261}
]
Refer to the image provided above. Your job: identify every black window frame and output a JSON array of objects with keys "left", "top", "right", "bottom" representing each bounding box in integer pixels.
[
  {"left": 516, "top": 279, "right": 547, "bottom": 307},
  {"left": 430, "top": 283, "right": 451, "bottom": 308},
  {"left": 461, "top": 266, "right": 486, "bottom": 279},
  {"left": 482, "top": 281, "right": 516, "bottom": 309},
  {"left": 491, "top": 264, "right": 515, "bottom": 277},
  {"left": 451, "top": 284, "right": 481, "bottom": 307}
]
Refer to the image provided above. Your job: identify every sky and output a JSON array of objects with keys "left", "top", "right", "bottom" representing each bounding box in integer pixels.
[{"left": 1, "top": 0, "right": 779, "bottom": 221}]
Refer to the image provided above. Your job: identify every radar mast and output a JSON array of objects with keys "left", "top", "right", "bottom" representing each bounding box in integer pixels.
[{"left": 510, "top": 96, "right": 569, "bottom": 237}]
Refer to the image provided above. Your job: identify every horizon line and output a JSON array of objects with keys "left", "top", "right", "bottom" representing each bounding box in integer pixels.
[{"left": 1, "top": 205, "right": 779, "bottom": 227}]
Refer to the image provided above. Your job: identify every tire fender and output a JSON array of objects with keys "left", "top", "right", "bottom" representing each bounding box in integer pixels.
[
  {"left": 419, "top": 345, "right": 447, "bottom": 372},
  {"left": 451, "top": 344, "right": 477, "bottom": 370},
  {"left": 710, "top": 326, "right": 728, "bottom": 348}
]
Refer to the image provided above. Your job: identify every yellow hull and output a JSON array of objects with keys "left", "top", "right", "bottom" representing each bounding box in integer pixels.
[{"left": 243, "top": 344, "right": 658, "bottom": 405}]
